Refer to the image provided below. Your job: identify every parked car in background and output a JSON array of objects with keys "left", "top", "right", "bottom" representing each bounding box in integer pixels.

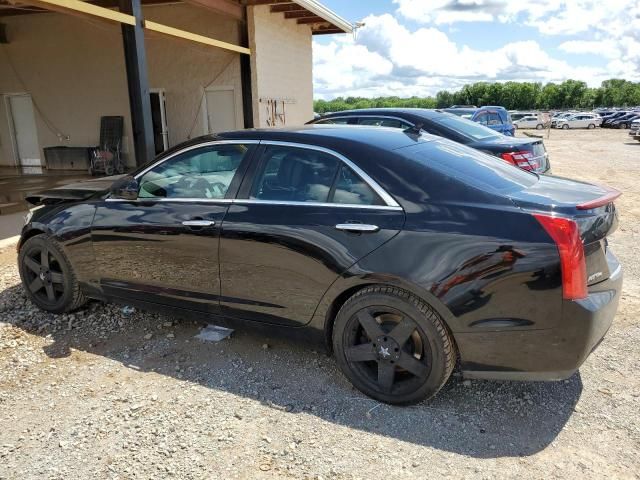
[
  {"left": 513, "top": 115, "right": 545, "bottom": 130},
  {"left": 601, "top": 111, "right": 630, "bottom": 127},
  {"left": 629, "top": 119, "right": 640, "bottom": 141},
  {"left": 19, "top": 125, "right": 623, "bottom": 404},
  {"left": 510, "top": 111, "right": 538, "bottom": 122},
  {"left": 554, "top": 114, "right": 602, "bottom": 129},
  {"left": 309, "top": 108, "right": 549, "bottom": 172},
  {"left": 443, "top": 106, "right": 515, "bottom": 136},
  {"left": 607, "top": 113, "right": 640, "bottom": 129},
  {"left": 551, "top": 112, "right": 578, "bottom": 127}
]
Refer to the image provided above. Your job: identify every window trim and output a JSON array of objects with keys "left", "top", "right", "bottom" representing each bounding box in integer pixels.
[
  {"left": 246, "top": 140, "right": 401, "bottom": 209},
  {"left": 106, "top": 139, "right": 402, "bottom": 211},
  {"left": 106, "top": 140, "right": 259, "bottom": 203},
  {"left": 315, "top": 114, "right": 415, "bottom": 129}
]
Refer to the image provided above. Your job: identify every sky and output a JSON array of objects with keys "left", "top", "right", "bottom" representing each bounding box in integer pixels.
[{"left": 313, "top": 0, "right": 640, "bottom": 99}]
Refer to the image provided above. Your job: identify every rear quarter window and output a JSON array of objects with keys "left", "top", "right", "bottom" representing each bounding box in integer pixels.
[{"left": 399, "top": 140, "right": 538, "bottom": 194}]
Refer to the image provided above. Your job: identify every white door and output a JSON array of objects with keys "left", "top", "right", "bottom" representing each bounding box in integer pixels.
[
  {"left": 7, "top": 94, "right": 41, "bottom": 168},
  {"left": 205, "top": 87, "right": 237, "bottom": 134}
]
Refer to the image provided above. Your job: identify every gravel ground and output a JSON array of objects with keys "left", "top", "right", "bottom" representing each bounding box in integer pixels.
[{"left": 1, "top": 128, "right": 639, "bottom": 479}]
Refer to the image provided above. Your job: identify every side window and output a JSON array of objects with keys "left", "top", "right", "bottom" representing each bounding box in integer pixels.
[
  {"left": 315, "top": 118, "right": 351, "bottom": 125},
  {"left": 251, "top": 146, "right": 339, "bottom": 202},
  {"left": 332, "top": 164, "right": 384, "bottom": 206},
  {"left": 138, "top": 144, "right": 250, "bottom": 199},
  {"left": 487, "top": 113, "right": 502, "bottom": 126},
  {"left": 475, "top": 113, "right": 488, "bottom": 125},
  {"left": 357, "top": 117, "right": 412, "bottom": 129}
]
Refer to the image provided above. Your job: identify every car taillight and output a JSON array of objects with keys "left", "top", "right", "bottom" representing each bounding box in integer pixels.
[
  {"left": 534, "top": 214, "right": 587, "bottom": 300},
  {"left": 500, "top": 151, "right": 537, "bottom": 171}
]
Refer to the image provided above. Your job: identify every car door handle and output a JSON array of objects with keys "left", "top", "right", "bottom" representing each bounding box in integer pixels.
[
  {"left": 182, "top": 220, "right": 215, "bottom": 227},
  {"left": 335, "top": 223, "right": 380, "bottom": 233}
]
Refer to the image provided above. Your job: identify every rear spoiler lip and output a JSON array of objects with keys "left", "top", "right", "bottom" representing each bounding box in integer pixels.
[{"left": 576, "top": 186, "right": 622, "bottom": 210}]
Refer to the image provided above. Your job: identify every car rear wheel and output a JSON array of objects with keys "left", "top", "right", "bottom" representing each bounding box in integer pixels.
[
  {"left": 18, "top": 235, "right": 87, "bottom": 313},
  {"left": 562, "top": 124, "right": 569, "bottom": 129},
  {"left": 332, "top": 286, "right": 455, "bottom": 405},
  {"left": 536, "top": 124, "right": 544, "bottom": 130}
]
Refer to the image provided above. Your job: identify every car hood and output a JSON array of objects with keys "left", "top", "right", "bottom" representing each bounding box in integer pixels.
[{"left": 25, "top": 175, "right": 125, "bottom": 205}]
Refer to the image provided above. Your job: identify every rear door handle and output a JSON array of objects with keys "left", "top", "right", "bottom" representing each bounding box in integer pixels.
[
  {"left": 335, "top": 223, "right": 380, "bottom": 233},
  {"left": 182, "top": 220, "right": 215, "bottom": 227}
]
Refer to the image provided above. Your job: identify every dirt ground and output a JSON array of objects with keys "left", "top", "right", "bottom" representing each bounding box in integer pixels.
[{"left": 0, "top": 128, "right": 639, "bottom": 479}]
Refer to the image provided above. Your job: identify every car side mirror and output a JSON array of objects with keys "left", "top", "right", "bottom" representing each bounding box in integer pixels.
[{"left": 110, "top": 175, "right": 139, "bottom": 201}]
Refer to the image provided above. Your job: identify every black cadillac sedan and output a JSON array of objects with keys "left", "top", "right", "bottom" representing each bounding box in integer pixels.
[
  {"left": 308, "top": 108, "right": 550, "bottom": 173},
  {"left": 19, "top": 126, "right": 621, "bottom": 404}
]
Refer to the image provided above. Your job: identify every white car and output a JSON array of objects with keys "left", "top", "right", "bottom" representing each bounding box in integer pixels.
[
  {"left": 513, "top": 115, "right": 545, "bottom": 130},
  {"left": 554, "top": 114, "right": 602, "bottom": 129}
]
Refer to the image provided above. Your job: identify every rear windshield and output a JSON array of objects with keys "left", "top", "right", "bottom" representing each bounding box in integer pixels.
[
  {"left": 399, "top": 140, "right": 538, "bottom": 194},
  {"left": 437, "top": 114, "right": 502, "bottom": 141}
]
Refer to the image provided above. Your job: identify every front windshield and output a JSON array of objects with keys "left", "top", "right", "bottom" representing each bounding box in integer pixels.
[{"left": 437, "top": 114, "right": 503, "bottom": 141}]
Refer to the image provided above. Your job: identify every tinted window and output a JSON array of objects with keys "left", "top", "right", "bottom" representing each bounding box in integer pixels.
[
  {"left": 252, "top": 146, "right": 339, "bottom": 202},
  {"left": 138, "top": 144, "right": 249, "bottom": 199},
  {"left": 357, "top": 117, "right": 412, "bottom": 129},
  {"left": 315, "top": 118, "right": 351, "bottom": 125},
  {"left": 332, "top": 164, "right": 384, "bottom": 205},
  {"left": 400, "top": 141, "right": 538, "bottom": 194},
  {"left": 437, "top": 114, "right": 502, "bottom": 141}
]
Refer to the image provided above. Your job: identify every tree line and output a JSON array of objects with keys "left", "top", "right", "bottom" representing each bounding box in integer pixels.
[{"left": 314, "top": 79, "right": 640, "bottom": 113}]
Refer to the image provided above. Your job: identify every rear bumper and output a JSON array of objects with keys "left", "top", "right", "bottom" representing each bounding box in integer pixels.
[{"left": 457, "top": 253, "right": 622, "bottom": 381}]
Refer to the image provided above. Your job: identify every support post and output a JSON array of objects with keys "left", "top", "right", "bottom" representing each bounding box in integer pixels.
[
  {"left": 240, "top": 6, "right": 253, "bottom": 128},
  {"left": 119, "top": 0, "right": 155, "bottom": 166}
]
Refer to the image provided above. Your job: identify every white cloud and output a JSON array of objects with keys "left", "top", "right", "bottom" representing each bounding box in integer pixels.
[
  {"left": 313, "top": 14, "right": 610, "bottom": 99},
  {"left": 313, "top": 1, "right": 640, "bottom": 99}
]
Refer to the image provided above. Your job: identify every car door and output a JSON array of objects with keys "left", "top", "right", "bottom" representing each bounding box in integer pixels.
[
  {"left": 91, "top": 141, "right": 257, "bottom": 313},
  {"left": 218, "top": 142, "right": 405, "bottom": 326}
]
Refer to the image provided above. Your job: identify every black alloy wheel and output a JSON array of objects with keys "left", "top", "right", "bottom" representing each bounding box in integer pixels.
[
  {"left": 18, "top": 235, "right": 86, "bottom": 313},
  {"left": 333, "top": 286, "right": 455, "bottom": 404}
]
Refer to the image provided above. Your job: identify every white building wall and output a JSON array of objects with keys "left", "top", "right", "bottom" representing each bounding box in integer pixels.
[
  {"left": 248, "top": 5, "right": 314, "bottom": 128},
  {"left": 0, "top": 4, "right": 243, "bottom": 167}
]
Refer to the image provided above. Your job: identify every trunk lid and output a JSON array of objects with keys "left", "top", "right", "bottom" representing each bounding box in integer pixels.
[{"left": 508, "top": 175, "right": 620, "bottom": 286}]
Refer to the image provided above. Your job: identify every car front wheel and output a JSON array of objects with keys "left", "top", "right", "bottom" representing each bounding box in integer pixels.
[
  {"left": 18, "top": 235, "right": 87, "bottom": 313},
  {"left": 562, "top": 124, "right": 569, "bottom": 129},
  {"left": 536, "top": 124, "right": 544, "bottom": 130},
  {"left": 332, "top": 286, "right": 455, "bottom": 404}
]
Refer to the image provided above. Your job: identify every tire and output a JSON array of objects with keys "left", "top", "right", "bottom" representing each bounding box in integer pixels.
[
  {"left": 620, "top": 123, "right": 628, "bottom": 129},
  {"left": 562, "top": 124, "right": 569, "bottom": 130},
  {"left": 588, "top": 123, "right": 595, "bottom": 129},
  {"left": 105, "top": 164, "right": 115, "bottom": 176},
  {"left": 536, "top": 124, "right": 544, "bottom": 130},
  {"left": 18, "top": 235, "right": 87, "bottom": 313},
  {"left": 332, "top": 286, "right": 455, "bottom": 405}
]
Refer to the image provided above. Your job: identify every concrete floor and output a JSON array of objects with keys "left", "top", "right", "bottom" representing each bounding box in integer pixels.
[{"left": 0, "top": 170, "right": 90, "bottom": 216}]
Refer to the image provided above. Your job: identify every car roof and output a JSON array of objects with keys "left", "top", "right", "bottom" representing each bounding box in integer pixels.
[
  {"left": 316, "top": 108, "right": 451, "bottom": 120},
  {"left": 213, "top": 124, "right": 437, "bottom": 151}
]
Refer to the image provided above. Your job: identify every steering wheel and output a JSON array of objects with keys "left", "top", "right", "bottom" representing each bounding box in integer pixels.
[
  {"left": 173, "top": 174, "right": 212, "bottom": 198},
  {"left": 209, "top": 182, "right": 227, "bottom": 198}
]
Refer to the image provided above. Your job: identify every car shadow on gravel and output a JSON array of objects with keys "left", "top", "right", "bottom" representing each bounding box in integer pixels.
[{"left": 2, "top": 285, "right": 582, "bottom": 459}]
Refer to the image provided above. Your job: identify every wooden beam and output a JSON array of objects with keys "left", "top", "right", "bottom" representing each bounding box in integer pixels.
[
  {"left": 296, "top": 15, "right": 326, "bottom": 24},
  {"left": 269, "top": 2, "right": 299, "bottom": 12},
  {"left": 244, "top": 0, "right": 288, "bottom": 5},
  {"left": 183, "top": 0, "right": 243, "bottom": 21},
  {"left": 145, "top": 19, "right": 250, "bottom": 54},
  {"left": 18, "top": 0, "right": 135, "bottom": 23},
  {"left": 284, "top": 10, "right": 315, "bottom": 19},
  {"left": 312, "top": 28, "right": 343, "bottom": 35}
]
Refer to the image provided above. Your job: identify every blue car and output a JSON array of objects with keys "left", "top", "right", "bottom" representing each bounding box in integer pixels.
[{"left": 442, "top": 106, "right": 515, "bottom": 136}]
